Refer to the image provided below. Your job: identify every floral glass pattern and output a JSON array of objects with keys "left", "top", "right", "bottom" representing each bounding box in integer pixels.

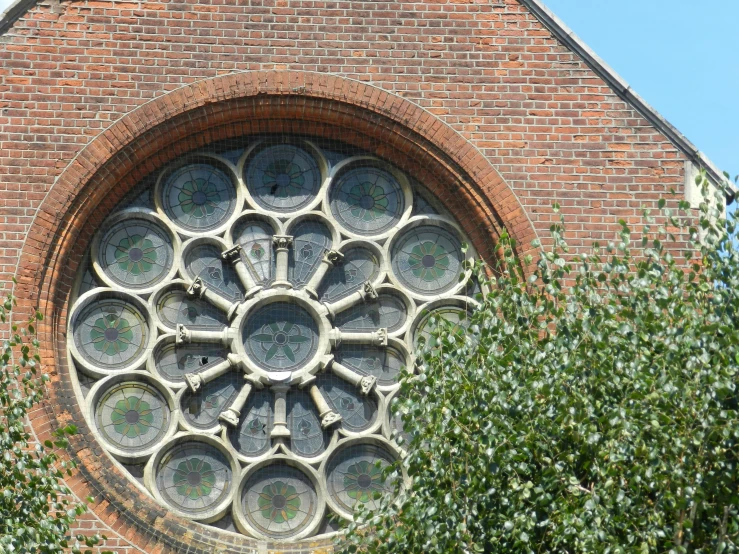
[
  {"left": 70, "top": 136, "right": 481, "bottom": 542},
  {"left": 160, "top": 162, "right": 237, "bottom": 232},
  {"left": 329, "top": 166, "right": 405, "bottom": 236},
  {"left": 243, "top": 302, "right": 319, "bottom": 372},
  {"left": 245, "top": 145, "right": 322, "bottom": 213},
  {"left": 95, "top": 382, "right": 171, "bottom": 454},
  {"left": 326, "top": 444, "right": 395, "bottom": 515},
  {"left": 242, "top": 464, "right": 317, "bottom": 539},
  {"left": 96, "top": 217, "right": 174, "bottom": 290},
  {"left": 72, "top": 296, "right": 149, "bottom": 371},
  {"left": 391, "top": 224, "right": 465, "bottom": 296},
  {"left": 155, "top": 441, "right": 233, "bottom": 517}
]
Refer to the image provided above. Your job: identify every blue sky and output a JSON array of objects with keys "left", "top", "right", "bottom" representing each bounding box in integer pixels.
[
  {"left": 1, "top": 0, "right": 736, "bottom": 176},
  {"left": 544, "top": 0, "right": 738, "bottom": 178}
]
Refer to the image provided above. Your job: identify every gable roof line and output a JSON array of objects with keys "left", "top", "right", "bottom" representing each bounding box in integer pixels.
[
  {"left": 519, "top": 0, "right": 734, "bottom": 202},
  {"left": 0, "top": 0, "right": 36, "bottom": 35},
  {"left": 2, "top": 0, "right": 733, "bottom": 201}
]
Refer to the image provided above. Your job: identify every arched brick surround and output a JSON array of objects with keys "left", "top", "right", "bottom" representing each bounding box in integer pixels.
[{"left": 14, "top": 70, "right": 537, "bottom": 553}]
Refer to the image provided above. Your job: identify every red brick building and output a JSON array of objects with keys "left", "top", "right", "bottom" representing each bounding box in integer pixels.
[{"left": 0, "top": 1, "right": 731, "bottom": 552}]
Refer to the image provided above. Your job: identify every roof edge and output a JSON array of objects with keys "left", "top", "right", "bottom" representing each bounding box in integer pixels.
[
  {"left": 2, "top": 0, "right": 734, "bottom": 201},
  {"left": 519, "top": 0, "right": 736, "bottom": 203},
  {"left": 0, "top": 0, "right": 38, "bottom": 35}
]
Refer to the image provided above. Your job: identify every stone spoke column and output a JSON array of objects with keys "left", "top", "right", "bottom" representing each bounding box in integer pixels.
[
  {"left": 176, "top": 324, "right": 234, "bottom": 347},
  {"left": 186, "top": 277, "right": 240, "bottom": 321},
  {"left": 221, "top": 245, "right": 263, "bottom": 299},
  {"left": 219, "top": 375, "right": 262, "bottom": 427},
  {"left": 304, "top": 250, "right": 343, "bottom": 299},
  {"left": 329, "top": 327, "right": 387, "bottom": 348},
  {"left": 270, "top": 384, "right": 291, "bottom": 439},
  {"left": 300, "top": 376, "right": 342, "bottom": 429},
  {"left": 324, "top": 282, "right": 378, "bottom": 319},
  {"left": 184, "top": 353, "right": 241, "bottom": 392},
  {"left": 272, "top": 235, "right": 293, "bottom": 289},
  {"left": 321, "top": 358, "right": 377, "bottom": 396}
]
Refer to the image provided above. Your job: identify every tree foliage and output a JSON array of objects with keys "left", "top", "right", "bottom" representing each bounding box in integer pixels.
[
  {"left": 343, "top": 175, "right": 739, "bottom": 553},
  {"left": 0, "top": 289, "right": 107, "bottom": 554}
]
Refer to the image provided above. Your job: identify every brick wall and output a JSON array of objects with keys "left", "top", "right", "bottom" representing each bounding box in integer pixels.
[{"left": 0, "top": 0, "right": 689, "bottom": 551}]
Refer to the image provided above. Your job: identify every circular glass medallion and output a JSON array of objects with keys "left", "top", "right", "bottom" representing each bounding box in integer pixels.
[
  {"left": 154, "top": 440, "right": 233, "bottom": 518},
  {"left": 329, "top": 166, "right": 405, "bottom": 236},
  {"left": 96, "top": 217, "right": 174, "bottom": 290},
  {"left": 240, "top": 463, "right": 319, "bottom": 540},
  {"left": 160, "top": 163, "right": 237, "bottom": 232},
  {"left": 245, "top": 145, "right": 321, "bottom": 213},
  {"left": 391, "top": 225, "right": 464, "bottom": 296},
  {"left": 95, "top": 381, "right": 171, "bottom": 456},
  {"left": 72, "top": 297, "right": 149, "bottom": 371},
  {"left": 325, "top": 443, "right": 396, "bottom": 515},
  {"left": 243, "top": 302, "right": 320, "bottom": 373}
]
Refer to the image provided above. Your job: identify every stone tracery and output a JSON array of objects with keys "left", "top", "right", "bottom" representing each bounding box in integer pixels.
[{"left": 69, "top": 136, "right": 480, "bottom": 540}]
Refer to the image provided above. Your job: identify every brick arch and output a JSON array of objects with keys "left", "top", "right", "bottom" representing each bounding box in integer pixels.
[{"left": 14, "top": 70, "right": 537, "bottom": 553}]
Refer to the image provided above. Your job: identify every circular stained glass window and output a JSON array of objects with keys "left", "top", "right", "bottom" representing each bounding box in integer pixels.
[
  {"left": 242, "top": 302, "right": 321, "bottom": 373},
  {"left": 328, "top": 165, "right": 408, "bottom": 237},
  {"left": 245, "top": 144, "right": 322, "bottom": 214},
  {"left": 158, "top": 161, "right": 239, "bottom": 233},
  {"left": 69, "top": 136, "right": 481, "bottom": 542}
]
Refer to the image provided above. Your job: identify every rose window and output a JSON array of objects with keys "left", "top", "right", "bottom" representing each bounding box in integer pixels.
[{"left": 69, "top": 137, "right": 480, "bottom": 541}]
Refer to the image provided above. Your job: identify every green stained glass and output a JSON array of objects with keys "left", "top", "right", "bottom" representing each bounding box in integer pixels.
[
  {"left": 89, "top": 314, "right": 135, "bottom": 356},
  {"left": 109, "top": 396, "right": 154, "bottom": 438},
  {"left": 257, "top": 481, "right": 302, "bottom": 523},
  {"left": 262, "top": 159, "right": 305, "bottom": 198},
  {"left": 347, "top": 182, "right": 389, "bottom": 221},
  {"left": 177, "top": 178, "right": 221, "bottom": 219},
  {"left": 252, "top": 322, "right": 311, "bottom": 363},
  {"left": 172, "top": 458, "right": 217, "bottom": 500},
  {"left": 407, "top": 241, "right": 450, "bottom": 281},
  {"left": 113, "top": 234, "right": 158, "bottom": 276},
  {"left": 343, "top": 460, "right": 386, "bottom": 503}
]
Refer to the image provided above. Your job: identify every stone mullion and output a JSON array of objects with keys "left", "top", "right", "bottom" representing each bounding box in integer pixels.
[
  {"left": 218, "top": 376, "right": 262, "bottom": 427},
  {"left": 321, "top": 358, "right": 377, "bottom": 396},
  {"left": 272, "top": 235, "right": 293, "bottom": 288},
  {"left": 304, "top": 249, "right": 343, "bottom": 299},
  {"left": 184, "top": 353, "right": 240, "bottom": 392},
  {"left": 186, "top": 277, "right": 240, "bottom": 321},
  {"left": 329, "top": 327, "right": 388, "bottom": 348},
  {"left": 221, "top": 245, "right": 263, "bottom": 298},
  {"left": 324, "top": 282, "right": 378, "bottom": 319}
]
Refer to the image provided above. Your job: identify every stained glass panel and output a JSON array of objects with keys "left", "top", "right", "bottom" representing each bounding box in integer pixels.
[
  {"left": 245, "top": 145, "right": 321, "bottom": 213},
  {"left": 97, "top": 217, "right": 175, "bottom": 290},
  {"left": 391, "top": 225, "right": 464, "bottom": 296},
  {"left": 239, "top": 463, "right": 318, "bottom": 539},
  {"left": 288, "top": 219, "right": 333, "bottom": 288},
  {"left": 155, "top": 441, "right": 233, "bottom": 517},
  {"left": 329, "top": 166, "right": 405, "bottom": 236},
  {"left": 160, "top": 163, "right": 237, "bottom": 232}
]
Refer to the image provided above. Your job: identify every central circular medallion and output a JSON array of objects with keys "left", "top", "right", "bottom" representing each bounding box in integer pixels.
[{"left": 242, "top": 301, "right": 320, "bottom": 373}]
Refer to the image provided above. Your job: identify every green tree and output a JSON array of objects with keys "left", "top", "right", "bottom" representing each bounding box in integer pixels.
[
  {"left": 0, "top": 288, "right": 108, "bottom": 554},
  {"left": 343, "top": 174, "right": 739, "bottom": 553}
]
